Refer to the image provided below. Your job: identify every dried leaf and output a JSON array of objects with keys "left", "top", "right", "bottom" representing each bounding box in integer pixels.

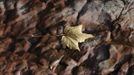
[
  {"left": 50, "top": 56, "right": 64, "bottom": 72},
  {"left": 61, "top": 25, "right": 94, "bottom": 50},
  {"left": 63, "top": 59, "right": 77, "bottom": 75}
]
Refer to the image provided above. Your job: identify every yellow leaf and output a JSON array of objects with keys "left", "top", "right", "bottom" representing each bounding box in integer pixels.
[{"left": 61, "top": 25, "right": 94, "bottom": 51}]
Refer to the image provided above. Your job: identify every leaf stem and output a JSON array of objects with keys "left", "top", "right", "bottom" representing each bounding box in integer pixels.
[{"left": 56, "top": 34, "right": 64, "bottom": 37}]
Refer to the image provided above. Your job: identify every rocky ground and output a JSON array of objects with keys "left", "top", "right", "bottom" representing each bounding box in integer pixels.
[{"left": 0, "top": 0, "right": 134, "bottom": 75}]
